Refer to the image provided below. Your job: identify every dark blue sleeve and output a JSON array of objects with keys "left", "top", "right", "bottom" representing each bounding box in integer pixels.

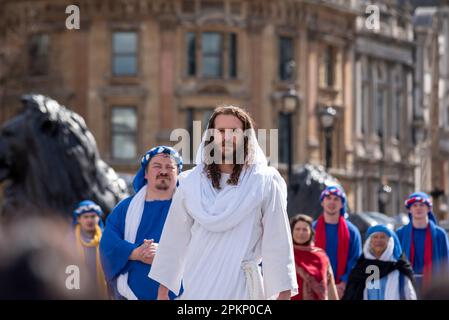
[
  {"left": 100, "top": 197, "right": 139, "bottom": 282},
  {"left": 341, "top": 221, "right": 362, "bottom": 283},
  {"left": 436, "top": 227, "right": 449, "bottom": 263},
  {"left": 396, "top": 227, "right": 405, "bottom": 244}
]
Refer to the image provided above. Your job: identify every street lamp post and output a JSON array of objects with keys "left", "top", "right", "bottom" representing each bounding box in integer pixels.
[
  {"left": 280, "top": 60, "right": 299, "bottom": 185},
  {"left": 378, "top": 183, "right": 392, "bottom": 214},
  {"left": 412, "top": 114, "right": 427, "bottom": 146},
  {"left": 282, "top": 87, "right": 299, "bottom": 185},
  {"left": 318, "top": 106, "right": 337, "bottom": 170}
]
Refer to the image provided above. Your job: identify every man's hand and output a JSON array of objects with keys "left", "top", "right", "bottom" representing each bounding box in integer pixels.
[
  {"left": 276, "top": 290, "right": 291, "bottom": 300},
  {"left": 157, "top": 285, "right": 170, "bottom": 300},
  {"left": 129, "top": 239, "right": 158, "bottom": 265},
  {"left": 336, "top": 282, "right": 346, "bottom": 299},
  {"left": 141, "top": 239, "right": 158, "bottom": 264}
]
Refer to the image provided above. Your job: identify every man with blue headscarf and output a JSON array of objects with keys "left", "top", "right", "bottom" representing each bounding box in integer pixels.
[
  {"left": 396, "top": 192, "right": 449, "bottom": 293},
  {"left": 72, "top": 200, "right": 108, "bottom": 298},
  {"left": 313, "top": 185, "right": 362, "bottom": 298},
  {"left": 100, "top": 146, "right": 182, "bottom": 300},
  {"left": 343, "top": 225, "right": 417, "bottom": 300}
]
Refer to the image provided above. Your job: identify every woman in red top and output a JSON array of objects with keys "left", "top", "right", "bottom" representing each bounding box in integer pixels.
[{"left": 290, "top": 214, "right": 339, "bottom": 300}]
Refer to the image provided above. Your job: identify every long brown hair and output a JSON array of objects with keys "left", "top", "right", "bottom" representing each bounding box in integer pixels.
[{"left": 203, "top": 105, "right": 255, "bottom": 189}]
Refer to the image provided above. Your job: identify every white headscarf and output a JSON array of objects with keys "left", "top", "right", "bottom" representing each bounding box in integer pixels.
[{"left": 363, "top": 233, "right": 416, "bottom": 300}]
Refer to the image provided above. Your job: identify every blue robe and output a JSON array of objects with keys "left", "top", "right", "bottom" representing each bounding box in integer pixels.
[
  {"left": 396, "top": 220, "right": 449, "bottom": 277},
  {"left": 100, "top": 197, "right": 177, "bottom": 300},
  {"left": 312, "top": 220, "right": 362, "bottom": 283}
]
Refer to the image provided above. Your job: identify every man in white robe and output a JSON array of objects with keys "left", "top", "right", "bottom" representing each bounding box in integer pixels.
[{"left": 149, "top": 105, "right": 298, "bottom": 300}]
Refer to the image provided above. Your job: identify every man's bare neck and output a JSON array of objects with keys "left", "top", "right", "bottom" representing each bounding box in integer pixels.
[
  {"left": 412, "top": 217, "right": 428, "bottom": 229},
  {"left": 146, "top": 188, "right": 174, "bottom": 201},
  {"left": 323, "top": 212, "right": 340, "bottom": 224},
  {"left": 81, "top": 228, "right": 95, "bottom": 239},
  {"left": 218, "top": 164, "right": 234, "bottom": 174}
]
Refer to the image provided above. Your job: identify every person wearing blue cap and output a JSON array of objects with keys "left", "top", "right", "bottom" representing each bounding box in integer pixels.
[
  {"left": 396, "top": 192, "right": 449, "bottom": 293},
  {"left": 313, "top": 185, "right": 362, "bottom": 298},
  {"left": 343, "top": 225, "right": 417, "bottom": 300},
  {"left": 72, "top": 200, "right": 108, "bottom": 298},
  {"left": 99, "top": 146, "right": 183, "bottom": 300}
]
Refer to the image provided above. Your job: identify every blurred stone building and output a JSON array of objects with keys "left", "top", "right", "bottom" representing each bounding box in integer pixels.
[
  {"left": 3, "top": 0, "right": 446, "bottom": 216},
  {"left": 0, "top": 0, "right": 357, "bottom": 189},
  {"left": 353, "top": 0, "right": 416, "bottom": 215},
  {"left": 413, "top": 0, "right": 449, "bottom": 220}
]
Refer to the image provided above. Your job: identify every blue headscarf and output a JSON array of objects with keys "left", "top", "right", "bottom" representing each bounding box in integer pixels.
[
  {"left": 72, "top": 200, "right": 104, "bottom": 229},
  {"left": 366, "top": 225, "right": 403, "bottom": 260},
  {"left": 404, "top": 191, "right": 436, "bottom": 223},
  {"left": 320, "top": 185, "right": 347, "bottom": 215},
  {"left": 132, "top": 146, "right": 183, "bottom": 193}
]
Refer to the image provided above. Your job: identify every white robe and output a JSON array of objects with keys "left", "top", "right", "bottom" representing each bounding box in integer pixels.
[{"left": 148, "top": 164, "right": 298, "bottom": 300}]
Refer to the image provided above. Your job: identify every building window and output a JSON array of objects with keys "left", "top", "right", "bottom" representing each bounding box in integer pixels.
[
  {"left": 186, "top": 32, "right": 196, "bottom": 76},
  {"left": 185, "top": 108, "right": 214, "bottom": 163},
  {"left": 229, "top": 33, "right": 237, "bottom": 78},
  {"left": 29, "top": 34, "right": 49, "bottom": 76},
  {"left": 112, "top": 31, "right": 137, "bottom": 76},
  {"left": 375, "top": 64, "right": 387, "bottom": 138},
  {"left": 278, "top": 113, "right": 290, "bottom": 163},
  {"left": 279, "top": 36, "right": 294, "bottom": 81},
  {"left": 376, "top": 88, "right": 386, "bottom": 137},
  {"left": 181, "top": 0, "right": 196, "bottom": 14},
  {"left": 186, "top": 31, "right": 237, "bottom": 79},
  {"left": 186, "top": 108, "right": 194, "bottom": 163},
  {"left": 201, "top": 0, "right": 224, "bottom": 12},
  {"left": 202, "top": 32, "right": 223, "bottom": 78},
  {"left": 361, "top": 84, "right": 369, "bottom": 134},
  {"left": 230, "top": 1, "right": 241, "bottom": 15},
  {"left": 321, "top": 45, "right": 335, "bottom": 88},
  {"left": 393, "top": 68, "right": 403, "bottom": 140},
  {"left": 111, "top": 107, "right": 137, "bottom": 160},
  {"left": 360, "top": 58, "right": 372, "bottom": 135}
]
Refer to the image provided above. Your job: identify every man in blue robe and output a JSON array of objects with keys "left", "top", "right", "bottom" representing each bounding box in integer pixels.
[
  {"left": 100, "top": 146, "right": 182, "bottom": 300},
  {"left": 312, "top": 185, "right": 362, "bottom": 299},
  {"left": 396, "top": 192, "right": 449, "bottom": 294}
]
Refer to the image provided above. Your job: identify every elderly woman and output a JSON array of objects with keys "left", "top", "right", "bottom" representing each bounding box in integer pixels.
[
  {"left": 290, "top": 214, "right": 338, "bottom": 300},
  {"left": 343, "top": 225, "right": 417, "bottom": 300}
]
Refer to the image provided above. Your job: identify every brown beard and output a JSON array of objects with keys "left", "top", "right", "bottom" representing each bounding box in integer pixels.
[
  {"left": 203, "top": 105, "right": 255, "bottom": 189},
  {"left": 206, "top": 140, "right": 247, "bottom": 189},
  {"left": 219, "top": 141, "right": 242, "bottom": 164},
  {"left": 155, "top": 180, "right": 169, "bottom": 190},
  {"left": 154, "top": 174, "right": 170, "bottom": 190}
]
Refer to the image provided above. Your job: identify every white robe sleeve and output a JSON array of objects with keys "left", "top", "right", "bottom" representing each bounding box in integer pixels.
[
  {"left": 404, "top": 277, "right": 417, "bottom": 300},
  {"left": 261, "top": 168, "right": 298, "bottom": 299},
  {"left": 148, "top": 187, "right": 193, "bottom": 295}
]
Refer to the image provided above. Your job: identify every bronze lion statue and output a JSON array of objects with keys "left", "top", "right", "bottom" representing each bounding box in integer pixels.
[{"left": 0, "top": 94, "right": 129, "bottom": 221}]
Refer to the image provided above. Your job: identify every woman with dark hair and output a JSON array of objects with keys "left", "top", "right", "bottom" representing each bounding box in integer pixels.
[{"left": 290, "top": 214, "right": 338, "bottom": 300}]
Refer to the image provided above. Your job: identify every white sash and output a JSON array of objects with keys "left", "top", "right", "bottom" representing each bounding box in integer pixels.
[{"left": 117, "top": 185, "right": 147, "bottom": 300}]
